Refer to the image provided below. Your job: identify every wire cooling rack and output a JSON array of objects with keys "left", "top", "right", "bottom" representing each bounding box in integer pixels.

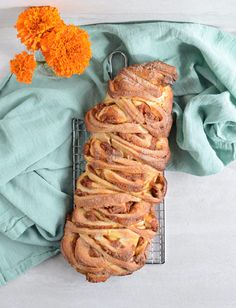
[{"left": 72, "top": 118, "right": 165, "bottom": 264}]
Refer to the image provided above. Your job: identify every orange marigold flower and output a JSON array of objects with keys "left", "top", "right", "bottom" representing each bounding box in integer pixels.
[
  {"left": 15, "top": 6, "right": 64, "bottom": 51},
  {"left": 10, "top": 51, "right": 36, "bottom": 84},
  {"left": 41, "top": 25, "right": 92, "bottom": 77}
]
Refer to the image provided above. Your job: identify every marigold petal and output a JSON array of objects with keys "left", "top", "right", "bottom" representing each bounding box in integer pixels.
[
  {"left": 15, "top": 6, "right": 64, "bottom": 51},
  {"left": 10, "top": 51, "right": 36, "bottom": 84},
  {"left": 41, "top": 25, "right": 92, "bottom": 78}
]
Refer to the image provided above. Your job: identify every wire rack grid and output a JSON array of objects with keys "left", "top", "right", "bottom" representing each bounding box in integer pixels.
[{"left": 72, "top": 118, "right": 165, "bottom": 264}]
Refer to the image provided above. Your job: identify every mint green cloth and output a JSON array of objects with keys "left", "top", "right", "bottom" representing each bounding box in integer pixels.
[{"left": 0, "top": 21, "right": 236, "bottom": 285}]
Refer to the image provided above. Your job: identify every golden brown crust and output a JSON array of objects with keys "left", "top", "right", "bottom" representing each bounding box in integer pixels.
[
  {"left": 108, "top": 61, "right": 177, "bottom": 101},
  {"left": 61, "top": 60, "right": 177, "bottom": 283}
]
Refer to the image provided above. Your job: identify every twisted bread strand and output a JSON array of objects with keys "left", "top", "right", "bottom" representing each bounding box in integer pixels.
[{"left": 61, "top": 60, "right": 177, "bottom": 282}]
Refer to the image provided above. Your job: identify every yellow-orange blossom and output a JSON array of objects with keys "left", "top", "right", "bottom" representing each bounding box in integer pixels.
[
  {"left": 11, "top": 6, "right": 92, "bottom": 83},
  {"left": 15, "top": 6, "right": 64, "bottom": 51},
  {"left": 10, "top": 52, "right": 36, "bottom": 84},
  {"left": 41, "top": 25, "right": 92, "bottom": 77}
]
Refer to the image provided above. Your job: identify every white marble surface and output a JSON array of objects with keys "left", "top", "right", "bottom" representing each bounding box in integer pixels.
[
  {"left": 1, "top": 1, "right": 236, "bottom": 307},
  {"left": 1, "top": 0, "right": 236, "bottom": 31}
]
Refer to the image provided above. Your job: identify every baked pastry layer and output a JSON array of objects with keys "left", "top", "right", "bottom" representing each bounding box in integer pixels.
[{"left": 61, "top": 60, "right": 177, "bottom": 282}]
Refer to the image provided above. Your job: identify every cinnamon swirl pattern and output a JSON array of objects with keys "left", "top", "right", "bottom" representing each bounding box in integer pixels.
[{"left": 61, "top": 60, "right": 177, "bottom": 282}]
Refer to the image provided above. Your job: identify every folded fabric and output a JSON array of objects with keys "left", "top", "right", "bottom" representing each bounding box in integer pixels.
[{"left": 0, "top": 21, "right": 236, "bottom": 285}]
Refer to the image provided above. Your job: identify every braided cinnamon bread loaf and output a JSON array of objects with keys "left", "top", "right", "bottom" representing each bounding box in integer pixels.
[{"left": 61, "top": 60, "right": 177, "bottom": 282}]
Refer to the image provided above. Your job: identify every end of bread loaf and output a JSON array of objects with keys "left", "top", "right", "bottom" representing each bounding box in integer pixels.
[{"left": 108, "top": 60, "right": 178, "bottom": 102}]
